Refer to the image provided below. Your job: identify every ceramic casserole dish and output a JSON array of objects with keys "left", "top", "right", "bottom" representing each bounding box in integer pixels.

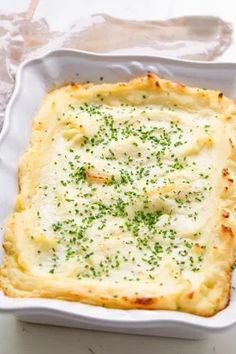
[{"left": 1, "top": 49, "right": 236, "bottom": 339}]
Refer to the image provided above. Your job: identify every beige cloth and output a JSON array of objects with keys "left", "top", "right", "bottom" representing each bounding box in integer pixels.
[{"left": 0, "top": 13, "right": 233, "bottom": 125}]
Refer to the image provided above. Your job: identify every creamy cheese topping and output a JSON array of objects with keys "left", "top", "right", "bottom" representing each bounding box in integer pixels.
[
  {"left": 30, "top": 96, "right": 226, "bottom": 287},
  {"left": 2, "top": 75, "right": 236, "bottom": 315}
]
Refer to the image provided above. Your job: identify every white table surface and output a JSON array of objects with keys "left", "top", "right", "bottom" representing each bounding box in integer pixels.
[{"left": 1, "top": 1, "right": 236, "bottom": 353}]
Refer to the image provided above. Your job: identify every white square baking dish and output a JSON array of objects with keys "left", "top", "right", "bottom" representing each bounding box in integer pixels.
[{"left": 1, "top": 49, "right": 236, "bottom": 339}]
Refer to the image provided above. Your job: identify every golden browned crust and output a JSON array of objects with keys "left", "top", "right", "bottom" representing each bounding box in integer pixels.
[{"left": 1, "top": 74, "right": 236, "bottom": 316}]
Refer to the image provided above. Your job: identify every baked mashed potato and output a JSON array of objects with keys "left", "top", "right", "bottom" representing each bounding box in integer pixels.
[{"left": 1, "top": 73, "right": 236, "bottom": 316}]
